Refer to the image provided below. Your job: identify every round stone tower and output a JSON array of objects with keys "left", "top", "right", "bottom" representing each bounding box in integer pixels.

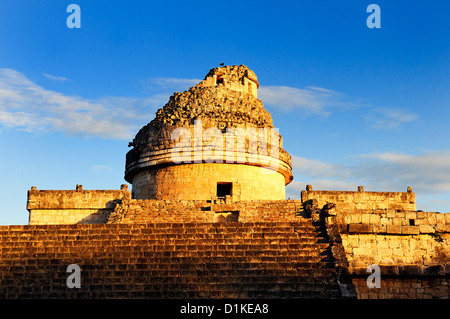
[{"left": 125, "top": 65, "right": 293, "bottom": 201}]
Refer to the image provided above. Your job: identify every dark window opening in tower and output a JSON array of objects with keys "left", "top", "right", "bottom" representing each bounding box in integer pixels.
[
  {"left": 217, "top": 182, "right": 232, "bottom": 197},
  {"left": 216, "top": 76, "right": 224, "bottom": 86}
]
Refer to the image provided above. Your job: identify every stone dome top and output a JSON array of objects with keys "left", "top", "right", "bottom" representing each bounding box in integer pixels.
[
  {"left": 125, "top": 65, "right": 293, "bottom": 185},
  {"left": 203, "top": 64, "right": 259, "bottom": 89}
]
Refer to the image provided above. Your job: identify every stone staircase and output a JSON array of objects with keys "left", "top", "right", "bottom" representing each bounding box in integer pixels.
[{"left": 0, "top": 218, "right": 351, "bottom": 298}]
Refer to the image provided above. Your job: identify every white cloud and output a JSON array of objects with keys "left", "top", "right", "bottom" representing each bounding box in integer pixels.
[
  {"left": 0, "top": 70, "right": 210, "bottom": 139},
  {"left": 43, "top": 73, "right": 69, "bottom": 82},
  {"left": 287, "top": 155, "right": 360, "bottom": 197},
  {"left": 366, "top": 107, "right": 418, "bottom": 130},
  {"left": 258, "top": 86, "right": 417, "bottom": 132},
  {"left": 291, "top": 156, "right": 352, "bottom": 180},
  {"left": 0, "top": 69, "right": 422, "bottom": 141},
  {"left": 361, "top": 151, "right": 450, "bottom": 192},
  {"left": 288, "top": 150, "right": 450, "bottom": 198},
  {"left": 258, "top": 85, "right": 364, "bottom": 115},
  {"left": 0, "top": 68, "right": 156, "bottom": 139},
  {"left": 91, "top": 164, "right": 113, "bottom": 172}
]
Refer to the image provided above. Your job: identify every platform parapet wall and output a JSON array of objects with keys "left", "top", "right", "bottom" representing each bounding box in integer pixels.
[
  {"left": 27, "top": 185, "right": 131, "bottom": 225},
  {"left": 302, "top": 188, "right": 449, "bottom": 299},
  {"left": 336, "top": 209, "right": 450, "bottom": 269},
  {"left": 301, "top": 185, "right": 416, "bottom": 212},
  {"left": 340, "top": 218, "right": 450, "bottom": 299}
]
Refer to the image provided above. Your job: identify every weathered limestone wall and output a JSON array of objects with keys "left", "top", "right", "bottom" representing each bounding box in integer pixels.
[
  {"left": 107, "top": 199, "right": 304, "bottom": 224},
  {"left": 27, "top": 185, "right": 131, "bottom": 225},
  {"left": 301, "top": 185, "right": 416, "bottom": 212},
  {"left": 337, "top": 211, "right": 450, "bottom": 299},
  {"left": 342, "top": 231, "right": 450, "bottom": 272},
  {"left": 352, "top": 277, "right": 449, "bottom": 299},
  {"left": 303, "top": 191, "right": 449, "bottom": 299},
  {"left": 131, "top": 163, "right": 286, "bottom": 201},
  {"left": 341, "top": 210, "right": 450, "bottom": 234}
]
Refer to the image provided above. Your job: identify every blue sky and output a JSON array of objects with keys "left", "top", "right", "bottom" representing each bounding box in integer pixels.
[{"left": 0, "top": 1, "right": 449, "bottom": 225}]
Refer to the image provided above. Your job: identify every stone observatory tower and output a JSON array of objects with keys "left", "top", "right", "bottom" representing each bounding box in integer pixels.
[{"left": 125, "top": 65, "right": 293, "bottom": 201}]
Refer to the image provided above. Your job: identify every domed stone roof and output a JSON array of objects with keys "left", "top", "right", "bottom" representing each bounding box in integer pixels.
[{"left": 125, "top": 65, "right": 293, "bottom": 197}]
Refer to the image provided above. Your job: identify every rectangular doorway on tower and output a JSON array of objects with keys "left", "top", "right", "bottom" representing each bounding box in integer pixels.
[{"left": 217, "top": 182, "right": 232, "bottom": 198}]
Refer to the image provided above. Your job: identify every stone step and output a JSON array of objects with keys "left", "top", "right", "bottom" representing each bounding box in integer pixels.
[
  {"left": 0, "top": 234, "right": 327, "bottom": 245},
  {"left": 0, "top": 228, "right": 322, "bottom": 238},
  {"left": 1, "top": 287, "right": 342, "bottom": 299},
  {"left": 0, "top": 223, "right": 321, "bottom": 234},
  {"left": 0, "top": 220, "right": 342, "bottom": 299},
  {"left": 0, "top": 250, "right": 331, "bottom": 262},
  {"left": 0, "top": 270, "right": 337, "bottom": 285},
  {"left": 0, "top": 260, "right": 333, "bottom": 272},
  {"left": 0, "top": 254, "right": 332, "bottom": 264},
  {"left": 0, "top": 264, "right": 336, "bottom": 277},
  {"left": 0, "top": 240, "right": 329, "bottom": 250},
  {"left": 0, "top": 271, "right": 341, "bottom": 288},
  {"left": 0, "top": 235, "right": 324, "bottom": 243}
]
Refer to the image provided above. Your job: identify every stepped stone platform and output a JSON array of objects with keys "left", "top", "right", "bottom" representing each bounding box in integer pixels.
[{"left": 0, "top": 216, "right": 355, "bottom": 299}]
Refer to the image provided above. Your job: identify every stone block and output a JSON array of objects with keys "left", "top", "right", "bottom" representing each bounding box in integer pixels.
[
  {"left": 423, "top": 265, "right": 444, "bottom": 276},
  {"left": 436, "top": 213, "right": 445, "bottom": 224},
  {"left": 373, "top": 224, "right": 387, "bottom": 233},
  {"left": 380, "top": 265, "right": 399, "bottom": 275},
  {"left": 386, "top": 225, "right": 402, "bottom": 234},
  {"left": 419, "top": 224, "right": 435, "bottom": 234},
  {"left": 398, "top": 265, "right": 423, "bottom": 275},
  {"left": 350, "top": 214, "right": 362, "bottom": 224},
  {"left": 445, "top": 213, "right": 450, "bottom": 224},
  {"left": 416, "top": 211, "right": 427, "bottom": 219},
  {"left": 348, "top": 223, "right": 373, "bottom": 233},
  {"left": 361, "top": 213, "right": 370, "bottom": 224},
  {"left": 427, "top": 213, "right": 437, "bottom": 224},
  {"left": 401, "top": 226, "right": 419, "bottom": 235},
  {"left": 405, "top": 212, "right": 417, "bottom": 220},
  {"left": 386, "top": 210, "right": 396, "bottom": 218},
  {"left": 369, "top": 214, "right": 381, "bottom": 224}
]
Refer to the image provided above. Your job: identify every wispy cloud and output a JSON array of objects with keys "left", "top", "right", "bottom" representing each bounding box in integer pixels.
[
  {"left": 0, "top": 68, "right": 157, "bottom": 139},
  {"left": 43, "top": 73, "right": 69, "bottom": 82},
  {"left": 91, "top": 164, "right": 113, "bottom": 172},
  {"left": 258, "top": 85, "right": 418, "bottom": 132},
  {"left": 287, "top": 155, "right": 359, "bottom": 197},
  {"left": 360, "top": 151, "right": 450, "bottom": 192},
  {"left": 365, "top": 107, "right": 418, "bottom": 130},
  {"left": 0, "top": 70, "right": 206, "bottom": 139},
  {"left": 0, "top": 69, "right": 421, "bottom": 140},
  {"left": 287, "top": 150, "right": 450, "bottom": 199},
  {"left": 258, "top": 85, "right": 365, "bottom": 115}
]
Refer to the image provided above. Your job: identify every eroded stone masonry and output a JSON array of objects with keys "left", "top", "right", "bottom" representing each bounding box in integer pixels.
[{"left": 1, "top": 65, "right": 448, "bottom": 299}]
